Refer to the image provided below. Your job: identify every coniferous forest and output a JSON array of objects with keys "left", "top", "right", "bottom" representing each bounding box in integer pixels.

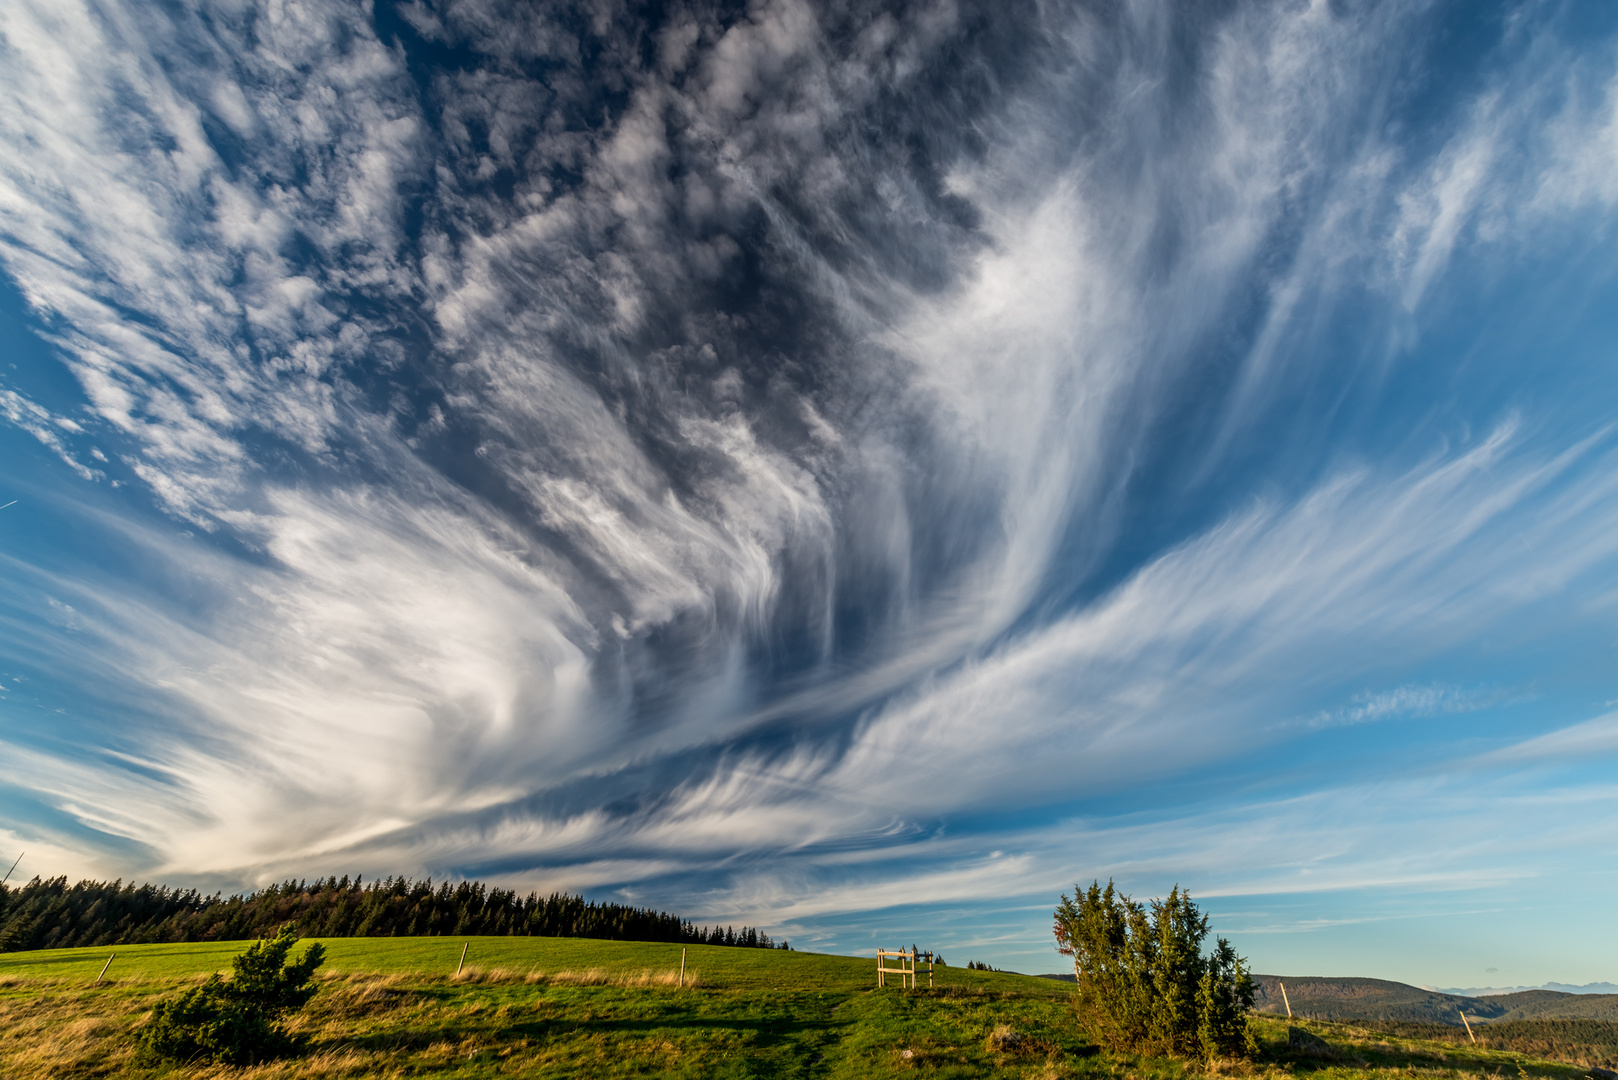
[{"left": 0, "top": 874, "right": 787, "bottom": 953}]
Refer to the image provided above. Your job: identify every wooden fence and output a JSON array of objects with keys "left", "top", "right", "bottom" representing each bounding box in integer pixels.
[{"left": 876, "top": 948, "right": 934, "bottom": 989}]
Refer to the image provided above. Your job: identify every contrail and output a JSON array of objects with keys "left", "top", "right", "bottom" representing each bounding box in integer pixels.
[{"left": 0, "top": 501, "right": 15, "bottom": 510}]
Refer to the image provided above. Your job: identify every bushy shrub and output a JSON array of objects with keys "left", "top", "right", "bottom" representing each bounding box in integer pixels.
[
  {"left": 1053, "top": 880, "right": 1255, "bottom": 1059},
  {"left": 140, "top": 924, "right": 325, "bottom": 1064}
]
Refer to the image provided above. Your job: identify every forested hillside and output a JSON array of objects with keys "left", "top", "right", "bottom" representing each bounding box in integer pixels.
[
  {"left": 1491, "top": 993, "right": 1618, "bottom": 1023},
  {"left": 0, "top": 875, "right": 784, "bottom": 953},
  {"left": 1252, "top": 975, "right": 1488, "bottom": 1024},
  {"left": 1252, "top": 975, "right": 1618, "bottom": 1025}
]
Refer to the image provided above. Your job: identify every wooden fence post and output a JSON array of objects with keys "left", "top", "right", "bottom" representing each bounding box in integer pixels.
[
  {"left": 1460, "top": 1011, "right": 1476, "bottom": 1044},
  {"left": 680, "top": 948, "right": 687, "bottom": 988},
  {"left": 1280, "top": 981, "right": 1292, "bottom": 1019},
  {"left": 456, "top": 942, "right": 468, "bottom": 976},
  {"left": 96, "top": 953, "right": 116, "bottom": 983}
]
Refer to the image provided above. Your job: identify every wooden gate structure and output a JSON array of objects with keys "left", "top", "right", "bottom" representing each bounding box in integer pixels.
[{"left": 876, "top": 948, "right": 935, "bottom": 989}]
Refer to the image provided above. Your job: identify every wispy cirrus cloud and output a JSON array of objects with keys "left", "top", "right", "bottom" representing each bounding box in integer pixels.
[
  {"left": 1306, "top": 683, "right": 1508, "bottom": 730},
  {"left": 1, "top": 0, "right": 1618, "bottom": 982}
]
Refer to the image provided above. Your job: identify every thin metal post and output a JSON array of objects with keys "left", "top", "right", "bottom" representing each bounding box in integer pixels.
[
  {"left": 1460, "top": 1011, "right": 1476, "bottom": 1044},
  {"left": 1, "top": 852, "right": 22, "bottom": 888},
  {"left": 97, "top": 953, "right": 116, "bottom": 983},
  {"left": 456, "top": 942, "right": 468, "bottom": 975}
]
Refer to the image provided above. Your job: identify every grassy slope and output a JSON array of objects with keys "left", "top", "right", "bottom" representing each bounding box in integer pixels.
[
  {"left": 1, "top": 937, "right": 889, "bottom": 986},
  {"left": 0, "top": 939, "right": 1606, "bottom": 1079}
]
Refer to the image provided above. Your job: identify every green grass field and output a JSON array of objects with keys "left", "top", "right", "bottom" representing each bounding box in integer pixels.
[
  {"left": 0, "top": 936, "right": 943, "bottom": 989},
  {"left": 0, "top": 938, "right": 1608, "bottom": 1079}
]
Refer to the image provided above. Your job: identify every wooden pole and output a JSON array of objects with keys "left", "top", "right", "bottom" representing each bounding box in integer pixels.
[
  {"left": 680, "top": 947, "right": 687, "bottom": 988},
  {"left": 1280, "top": 981, "right": 1293, "bottom": 1019},
  {"left": 1460, "top": 1011, "right": 1476, "bottom": 1044},
  {"left": 1, "top": 851, "right": 21, "bottom": 888},
  {"left": 456, "top": 942, "right": 468, "bottom": 976},
  {"left": 96, "top": 953, "right": 116, "bottom": 983}
]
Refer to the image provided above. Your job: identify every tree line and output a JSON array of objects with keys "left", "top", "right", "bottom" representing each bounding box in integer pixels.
[{"left": 0, "top": 874, "right": 787, "bottom": 953}]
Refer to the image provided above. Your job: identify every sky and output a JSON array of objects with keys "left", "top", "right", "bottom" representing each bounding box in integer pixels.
[{"left": 1, "top": 0, "right": 1617, "bottom": 984}]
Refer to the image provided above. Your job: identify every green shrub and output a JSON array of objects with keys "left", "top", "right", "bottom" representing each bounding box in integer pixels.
[
  {"left": 1053, "top": 880, "right": 1255, "bottom": 1059},
  {"left": 140, "top": 924, "right": 325, "bottom": 1064}
]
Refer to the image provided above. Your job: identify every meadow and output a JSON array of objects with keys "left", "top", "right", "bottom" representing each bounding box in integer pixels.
[{"left": 0, "top": 937, "right": 1607, "bottom": 1079}]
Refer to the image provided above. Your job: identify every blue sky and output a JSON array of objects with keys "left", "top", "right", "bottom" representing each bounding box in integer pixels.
[{"left": 2, "top": 0, "right": 1618, "bottom": 983}]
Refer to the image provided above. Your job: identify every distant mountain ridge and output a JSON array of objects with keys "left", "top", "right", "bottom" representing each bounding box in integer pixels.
[
  {"left": 1252, "top": 975, "right": 1618, "bottom": 1026},
  {"left": 1430, "top": 982, "right": 1618, "bottom": 997}
]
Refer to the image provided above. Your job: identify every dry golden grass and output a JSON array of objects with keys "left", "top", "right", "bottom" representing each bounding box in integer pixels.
[
  {"left": 445, "top": 963, "right": 698, "bottom": 987},
  {"left": 0, "top": 973, "right": 528, "bottom": 1079},
  {"left": 548, "top": 966, "right": 697, "bottom": 987},
  {"left": 0, "top": 988, "right": 147, "bottom": 1078}
]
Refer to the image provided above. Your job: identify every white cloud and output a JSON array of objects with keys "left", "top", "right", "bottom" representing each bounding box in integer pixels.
[
  {"left": 0, "top": 0, "right": 422, "bottom": 518},
  {"left": 1534, "top": 54, "right": 1618, "bottom": 210},
  {"left": 1476, "top": 711, "right": 1618, "bottom": 765},
  {"left": 1393, "top": 109, "right": 1500, "bottom": 311},
  {"left": 810, "top": 424, "right": 1618, "bottom": 816},
  {"left": 1307, "top": 683, "right": 1507, "bottom": 730},
  {"left": 0, "top": 484, "right": 603, "bottom": 879},
  {"left": 0, "top": 389, "right": 101, "bottom": 480}
]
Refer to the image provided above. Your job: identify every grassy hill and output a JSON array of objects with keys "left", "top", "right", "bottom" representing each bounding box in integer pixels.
[
  {"left": 0, "top": 939, "right": 1610, "bottom": 1078},
  {"left": 1253, "top": 975, "right": 1618, "bottom": 1025},
  {"left": 0, "top": 936, "right": 861, "bottom": 986}
]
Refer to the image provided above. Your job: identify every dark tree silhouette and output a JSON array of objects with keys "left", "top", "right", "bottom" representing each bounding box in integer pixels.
[{"left": 0, "top": 874, "right": 784, "bottom": 952}]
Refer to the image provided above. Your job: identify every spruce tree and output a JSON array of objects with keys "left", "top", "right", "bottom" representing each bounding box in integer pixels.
[
  {"left": 1053, "top": 880, "right": 1255, "bottom": 1059},
  {"left": 140, "top": 925, "right": 325, "bottom": 1064}
]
